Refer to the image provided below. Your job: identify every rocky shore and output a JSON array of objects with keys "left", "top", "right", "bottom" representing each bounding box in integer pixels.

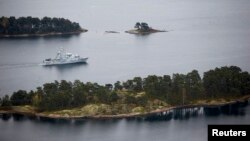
[
  {"left": 1, "top": 95, "right": 249, "bottom": 121},
  {"left": 125, "top": 28, "right": 166, "bottom": 35},
  {"left": 0, "top": 29, "right": 88, "bottom": 38}
]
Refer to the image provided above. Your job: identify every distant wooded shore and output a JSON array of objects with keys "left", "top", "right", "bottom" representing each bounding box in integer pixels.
[{"left": 0, "top": 16, "right": 87, "bottom": 37}]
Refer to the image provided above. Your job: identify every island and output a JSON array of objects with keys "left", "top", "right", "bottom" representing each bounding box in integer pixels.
[
  {"left": 0, "top": 16, "right": 87, "bottom": 37},
  {"left": 0, "top": 66, "right": 250, "bottom": 120},
  {"left": 125, "top": 22, "right": 166, "bottom": 35}
]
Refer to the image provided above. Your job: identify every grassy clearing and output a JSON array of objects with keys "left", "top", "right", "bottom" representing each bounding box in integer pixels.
[
  {"left": 11, "top": 105, "right": 36, "bottom": 113},
  {"left": 132, "top": 107, "right": 145, "bottom": 114},
  {"left": 43, "top": 98, "right": 170, "bottom": 117},
  {"left": 44, "top": 104, "right": 113, "bottom": 117}
]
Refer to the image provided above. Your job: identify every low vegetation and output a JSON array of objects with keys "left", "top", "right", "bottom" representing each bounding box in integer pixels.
[{"left": 0, "top": 66, "right": 250, "bottom": 117}]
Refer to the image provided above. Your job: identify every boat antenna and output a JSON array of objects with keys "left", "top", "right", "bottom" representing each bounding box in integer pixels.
[{"left": 59, "top": 47, "right": 65, "bottom": 53}]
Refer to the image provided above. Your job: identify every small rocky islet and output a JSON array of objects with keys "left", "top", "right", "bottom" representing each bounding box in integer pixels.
[{"left": 125, "top": 22, "right": 167, "bottom": 35}]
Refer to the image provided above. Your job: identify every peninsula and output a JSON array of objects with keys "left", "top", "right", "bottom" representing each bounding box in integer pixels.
[
  {"left": 0, "top": 66, "right": 250, "bottom": 120},
  {"left": 125, "top": 22, "right": 166, "bottom": 35},
  {"left": 0, "top": 16, "right": 87, "bottom": 37}
]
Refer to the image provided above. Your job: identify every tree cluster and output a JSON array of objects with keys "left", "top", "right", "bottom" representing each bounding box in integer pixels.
[
  {"left": 203, "top": 66, "right": 250, "bottom": 97},
  {"left": 0, "top": 66, "right": 250, "bottom": 110},
  {"left": 0, "top": 16, "right": 82, "bottom": 35},
  {"left": 134, "top": 22, "right": 150, "bottom": 31}
]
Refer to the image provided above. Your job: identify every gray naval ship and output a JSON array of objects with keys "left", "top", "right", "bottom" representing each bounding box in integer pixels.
[{"left": 42, "top": 49, "right": 88, "bottom": 66}]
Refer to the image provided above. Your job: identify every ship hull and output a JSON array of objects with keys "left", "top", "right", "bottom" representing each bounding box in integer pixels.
[{"left": 42, "top": 58, "right": 88, "bottom": 66}]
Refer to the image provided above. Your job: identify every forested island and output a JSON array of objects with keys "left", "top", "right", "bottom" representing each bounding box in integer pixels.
[
  {"left": 126, "top": 22, "right": 166, "bottom": 35},
  {"left": 0, "top": 16, "right": 87, "bottom": 37},
  {"left": 0, "top": 66, "right": 250, "bottom": 119}
]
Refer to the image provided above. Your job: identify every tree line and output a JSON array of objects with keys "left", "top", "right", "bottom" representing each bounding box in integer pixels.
[
  {"left": 0, "top": 66, "right": 250, "bottom": 111},
  {"left": 0, "top": 16, "right": 83, "bottom": 35}
]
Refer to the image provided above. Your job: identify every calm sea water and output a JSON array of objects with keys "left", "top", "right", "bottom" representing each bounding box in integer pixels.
[
  {"left": 0, "top": 0, "right": 250, "bottom": 140},
  {"left": 0, "top": 0, "right": 250, "bottom": 95},
  {"left": 0, "top": 104, "right": 250, "bottom": 141}
]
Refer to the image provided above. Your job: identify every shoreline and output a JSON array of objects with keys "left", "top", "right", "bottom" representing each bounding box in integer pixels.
[
  {"left": 1, "top": 95, "right": 249, "bottom": 120},
  {"left": 125, "top": 28, "right": 167, "bottom": 35},
  {"left": 0, "top": 29, "right": 88, "bottom": 38}
]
